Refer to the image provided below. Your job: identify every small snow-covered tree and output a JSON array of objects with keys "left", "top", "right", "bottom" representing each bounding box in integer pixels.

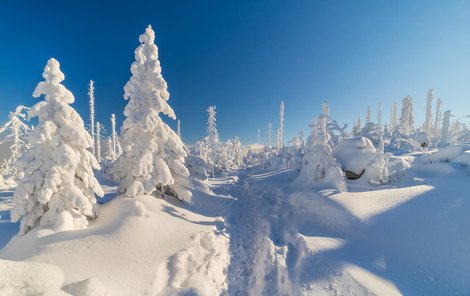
[
  {"left": 95, "top": 121, "right": 102, "bottom": 163},
  {"left": 267, "top": 122, "right": 271, "bottom": 147},
  {"left": 106, "top": 137, "right": 113, "bottom": 160},
  {"left": 440, "top": 110, "right": 451, "bottom": 146},
  {"left": 207, "top": 106, "right": 219, "bottom": 143},
  {"left": 108, "top": 25, "right": 191, "bottom": 201},
  {"left": 110, "top": 114, "right": 117, "bottom": 160},
  {"left": 390, "top": 102, "right": 398, "bottom": 130},
  {"left": 366, "top": 105, "right": 372, "bottom": 123},
  {"left": 89, "top": 80, "right": 95, "bottom": 156},
  {"left": 433, "top": 97, "right": 442, "bottom": 138},
  {"left": 0, "top": 105, "right": 31, "bottom": 176},
  {"left": 177, "top": 119, "right": 181, "bottom": 139},
  {"left": 423, "top": 89, "right": 434, "bottom": 135},
  {"left": 11, "top": 58, "right": 104, "bottom": 234},
  {"left": 297, "top": 104, "right": 345, "bottom": 191},
  {"left": 377, "top": 102, "right": 382, "bottom": 126},
  {"left": 399, "top": 96, "right": 414, "bottom": 136},
  {"left": 278, "top": 101, "right": 284, "bottom": 148},
  {"left": 352, "top": 118, "right": 362, "bottom": 136}
]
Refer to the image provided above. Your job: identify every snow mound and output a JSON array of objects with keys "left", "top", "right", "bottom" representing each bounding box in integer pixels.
[
  {"left": 333, "top": 137, "right": 376, "bottom": 175},
  {"left": 155, "top": 230, "right": 230, "bottom": 295},
  {"left": 428, "top": 145, "right": 470, "bottom": 165},
  {"left": 0, "top": 196, "right": 227, "bottom": 296},
  {"left": 329, "top": 185, "right": 433, "bottom": 222},
  {"left": 0, "top": 259, "right": 67, "bottom": 296},
  {"left": 63, "top": 278, "right": 107, "bottom": 296}
]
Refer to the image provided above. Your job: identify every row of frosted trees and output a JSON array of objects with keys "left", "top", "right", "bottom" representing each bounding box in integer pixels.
[
  {"left": 3, "top": 24, "right": 470, "bottom": 235},
  {"left": 10, "top": 26, "right": 193, "bottom": 234}
]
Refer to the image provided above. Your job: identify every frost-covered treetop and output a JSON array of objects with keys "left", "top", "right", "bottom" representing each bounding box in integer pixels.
[
  {"left": 124, "top": 25, "right": 175, "bottom": 128},
  {"left": 33, "top": 58, "right": 74, "bottom": 104}
]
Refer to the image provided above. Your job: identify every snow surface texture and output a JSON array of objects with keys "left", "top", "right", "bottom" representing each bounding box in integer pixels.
[
  {"left": 108, "top": 25, "right": 191, "bottom": 201},
  {"left": 2, "top": 152, "right": 470, "bottom": 294},
  {"left": 11, "top": 58, "right": 104, "bottom": 235},
  {"left": 1, "top": 192, "right": 229, "bottom": 296}
]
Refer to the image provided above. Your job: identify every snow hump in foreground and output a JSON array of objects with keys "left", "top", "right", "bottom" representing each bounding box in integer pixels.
[{"left": 1, "top": 195, "right": 230, "bottom": 296}]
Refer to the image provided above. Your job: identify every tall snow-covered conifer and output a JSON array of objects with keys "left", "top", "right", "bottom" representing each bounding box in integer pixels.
[
  {"left": 366, "top": 105, "right": 372, "bottom": 123},
  {"left": 399, "top": 96, "right": 414, "bottom": 136},
  {"left": 89, "top": 80, "right": 95, "bottom": 156},
  {"left": 11, "top": 58, "right": 104, "bottom": 234},
  {"left": 111, "top": 114, "right": 117, "bottom": 160},
  {"left": 434, "top": 98, "right": 442, "bottom": 132},
  {"left": 390, "top": 102, "right": 398, "bottom": 130},
  {"left": 207, "top": 106, "right": 219, "bottom": 144},
  {"left": 278, "top": 101, "right": 284, "bottom": 148},
  {"left": 440, "top": 110, "right": 451, "bottom": 146},
  {"left": 267, "top": 122, "right": 271, "bottom": 147},
  {"left": 377, "top": 102, "right": 382, "bottom": 126},
  {"left": 177, "top": 119, "right": 181, "bottom": 138},
  {"left": 109, "top": 25, "right": 191, "bottom": 201},
  {"left": 95, "top": 122, "right": 102, "bottom": 163},
  {"left": 424, "top": 89, "right": 434, "bottom": 135}
]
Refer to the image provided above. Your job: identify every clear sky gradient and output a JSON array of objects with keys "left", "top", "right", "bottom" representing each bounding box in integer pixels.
[{"left": 1, "top": 0, "right": 470, "bottom": 144}]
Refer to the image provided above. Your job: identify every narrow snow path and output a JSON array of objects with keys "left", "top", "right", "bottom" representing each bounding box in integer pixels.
[{"left": 210, "top": 169, "right": 304, "bottom": 295}]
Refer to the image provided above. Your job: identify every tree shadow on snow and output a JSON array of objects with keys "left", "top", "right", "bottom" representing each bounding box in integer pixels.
[{"left": 297, "top": 168, "right": 470, "bottom": 296}]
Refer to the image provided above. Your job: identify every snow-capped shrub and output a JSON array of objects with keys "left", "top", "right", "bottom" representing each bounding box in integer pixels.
[
  {"left": 108, "top": 25, "right": 191, "bottom": 201},
  {"left": 333, "top": 137, "right": 376, "bottom": 178},
  {"left": 333, "top": 136, "right": 406, "bottom": 185},
  {"left": 11, "top": 58, "right": 104, "bottom": 234}
]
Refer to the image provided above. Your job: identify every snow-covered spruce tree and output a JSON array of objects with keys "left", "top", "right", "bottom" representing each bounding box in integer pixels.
[
  {"left": 177, "top": 119, "right": 181, "bottom": 139},
  {"left": 110, "top": 114, "right": 117, "bottom": 160},
  {"left": 440, "top": 110, "right": 451, "bottom": 146},
  {"left": 108, "top": 25, "right": 191, "bottom": 201},
  {"left": 352, "top": 118, "right": 362, "bottom": 136},
  {"left": 206, "top": 106, "right": 219, "bottom": 143},
  {"left": 390, "top": 102, "right": 398, "bottom": 130},
  {"left": 95, "top": 121, "right": 102, "bottom": 163},
  {"left": 11, "top": 58, "right": 104, "bottom": 234},
  {"left": 267, "top": 122, "right": 271, "bottom": 147},
  {"left": 89, "top": 80, "right": 95, "bottom": 156},
  {"left": 278, "top": 101, "right": 284, "bottom": 148},
  {"left": 0, "top": 105, "right": 31, "bottom": 177},
  {"left": 423, "top": 89, "right": 434, "bottom": 136},
  {"left": 366, "top": 105, "right": 372, "bottom": 123},
  {"left": 377, "top": 102, "right": 382, "bottom": 126},
  {"left": 433, "top": 97, "right": 442, "bottom": 139},
  {"left": 296, "top": 107, "right": 346, "bottom": 191},
  {"left": 399, "top": 96, "right": 414, "bottom": 136},
  {"left": 106, "top": 137, "right": 113, "bottom": 161}
]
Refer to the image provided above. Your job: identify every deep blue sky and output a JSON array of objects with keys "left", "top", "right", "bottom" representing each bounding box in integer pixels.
[{"left": 1, "top": 0, "right": 470, "bottom": 144}]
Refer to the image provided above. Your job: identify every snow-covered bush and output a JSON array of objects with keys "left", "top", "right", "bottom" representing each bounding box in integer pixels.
[
  {"left": 107, "top": 25, "right": 191, "bottom": 201},
  {"left": 333, "top": 137, "right": 407, "bottom": 185},
  {"left": 11, "top": 58, "right": 104, "bottom": 234}
]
